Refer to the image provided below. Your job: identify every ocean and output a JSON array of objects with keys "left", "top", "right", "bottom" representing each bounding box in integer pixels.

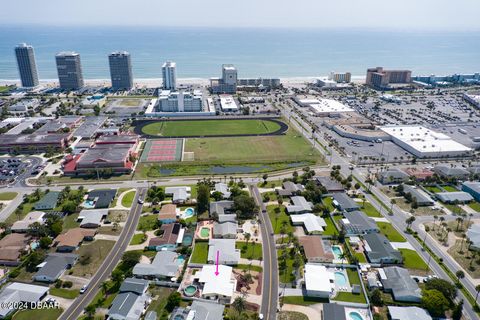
[{"left": 0, "top": 25, "right": 479, "bottom": 80}]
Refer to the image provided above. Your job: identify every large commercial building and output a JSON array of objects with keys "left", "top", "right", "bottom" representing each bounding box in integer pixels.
[
  {"left": 380, "top": 125, "right": 472, "bottom": 158},
  {"left": 162, "top": 61, "right": 177, "bottom": 90},
  {"left": 328, "top": 71, "right": 351, "bottom": 83},
  {"left": 366, "top": 67, "right": 412, "bottom": 89},
  {"left": 0, "top": 133, "right": 71, "bottom": 154},
  {"left": 155, "top": 90, "right": 203, "bottom": 112},
  {"left": 15, "top": 43, "right": 39, "bottom": 88},
  {"left": 413, "top": 73, "right": 480, "bottom": 87},
  {"left": 237, "top": 77, "right": 281, "bottom": 90},
  {"left": 108, "top": 51, "right": 133, "bottom": 90},
  {"left": 55, "top": 52, "right": 84, "bottom": 90},
  {"left": 210, "top": 64, "right": 237, "bottom": 94}
]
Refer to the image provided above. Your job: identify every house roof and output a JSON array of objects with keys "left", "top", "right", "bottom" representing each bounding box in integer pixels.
[
  {"left": 54, "top": 228, "right": 96, "bottom": 248},
  {"left": 467, "top": 223, "right": 480, "bottom": 247},
  {"left": 165, "top": 186, "right": 190, "bottom": 202},
  {"left": 332, "top": 193, "right": 360, "bottom": 211},
  {"left": 196, "top": 264, "right": 235, "bottom": 297},
  {"left": 304, "top": 263, "right": 334, "bottom": 293},
  {"left": 290, "top": 214, "right": 326, "bottom": 233},
  {"left": 379, "top": 168, "right": 409, "bottom": 181},
  {"left": 363, "top": 233, "right": 403, "bottom": 262},
  {"left": 11, "top": 211, "right": 45, "bottom": 231},
  {"left": 87, "top": 189, "right": 117, "bottom": 209},
  {"left": 34, "top": 253, "right": 78, "bottom": 280},
  {"left": 213, "top": 221, "right": 238, "bottom": 236},
  {"left": 217, "top": 214, "right": 237, "bottom": 223},
  {"left": 433, "top": 165, "right": 470, "bottom": 177},
  {"left": 313, "top": 176, "right": 344, "bottom": 192},
  {"left": 403, "top": 185, "right": 434, "bottom": 204},
  {"left": 34, "top": 191, "right": 60, "bottom": 210},
  {"left": 323, "top": 304, "right": 347, "bottom": 320},
  {"left": 148, "top": 223, "right": 181, "bottom": 247},
  {"left": 214, "top": 183, "right": 231, "bottom": 198},
  {"left": 381, "top": 267, "right": 421, "bottom": 301},
  {"left": 79, "top": 209, "right": 108, "bottom": 227},
  {"left": 133, "top": 251, "right": 179, "bottom": 278},
  {"left": 286, "top": 196, "right": 313, "bottom": 213},
  {"left": 342, "top": 211, "right": 379, "bottom": 234},
  {"left": 299, "top": 236, "right": 334, "bottom": 261},
  {"left": 190, "top": 301, "right": 226, "bottom": 320},
  {"left": 436, "top": 191, "right": 474, "bottom": 203},
  {"left": 0, "top": 282, "right": 49, "bottom": 317},
  {"left": 0, "top": 233, "right": 29, "bottom": 261},
  {"left": 207, "top": 239, "right": 240, "bottom": 264},
  {"left": 463, "top": 181, "right": 480, "bottom": 193},
  {"left": 158, "top": 204, "right": 177, "bottom": 219},
  {"left": 388, "top": 306, "right": 432, "bottom": 320},
  {"left": 210, "top": 201, "right": 234, "bottom": 215},
  {"left": 109, "top": 278, "right": 149, "bottom": 319},
  {"left": 119, "top": 277, "right": 149, "bottom": 294},
  {"left": 78, "top": 145, "right": 131, "bottom": 166}
]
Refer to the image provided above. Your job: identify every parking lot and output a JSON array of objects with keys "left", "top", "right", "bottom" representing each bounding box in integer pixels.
[{"left": 0, "top": 158, "right": 26, "bottom": 185}]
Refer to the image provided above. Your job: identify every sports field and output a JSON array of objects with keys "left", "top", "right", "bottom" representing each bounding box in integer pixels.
[
  {"left": 185, "top": 129, "right": 320, "bottom": 164},
  {"left": 140, "top": 119, "right": 282, "bottom": 137}
]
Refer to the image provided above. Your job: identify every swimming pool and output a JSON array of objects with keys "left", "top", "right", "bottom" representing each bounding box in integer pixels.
[
  {"left": 200, "top": 227, "right": 210, "bottom": 238},
  {"left": 184, "top": 285, "right": 197, "bottom": 297},
  {"left": 177, "top": 255, "right": 185, "bottom": 265},
  {"left": 83, "top": 199, "right": 95, "bottom": 209},
  {"left": 183, "top": 207, "right": 195, "bottom": 218},
  {"left": 334, "top": 272, "right": 348, "bottom": 286},
  {"left": 349, "top": 311, "right": 364, "bottom": 320},
  {"left": 331, "top": 245, "right": 343, "bottom": 260},
  {"left": 182, "top": 234, "right": 193, "bottom": 246}
]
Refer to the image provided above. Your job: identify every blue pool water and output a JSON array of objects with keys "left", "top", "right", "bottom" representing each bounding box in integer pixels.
[
  {"left": 83, "top": 200, "right": 95, "bottom": 209},
  {"left": 184, "top": 207, "right": 195, "bottom": 218},
  {"left": 335, "top": 272, "right": 348, "bottom": 286},
  {"left": 331, "top": 245, "right": 343, "bottom": 259},
  {"left": 349, "top": 312, "right": 364, "bottom": 320},
  {"left": 177, "top": 256, "right": 185, "bottom": 265},
  {"left": 182, "top": 234, "right": 193, "bottom": 246}
]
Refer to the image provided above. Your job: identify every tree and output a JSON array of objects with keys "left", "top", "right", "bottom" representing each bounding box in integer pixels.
[
  {"left": 121, "top": 251, "right": 141, "bottom": 269},
  {"left": 111, "top": 269, "right": 124, "bottom": 287},
  {"left": 405, "top": 216, "right": 416, "bottom": 229},
  {"left": 196, "top": 184, "right": 210, "bottom": 215},
  {"left": 452, "top": 300, "right": 463, "bottom": 320},
  {"left": 211, "top": 191, "right": 224, "bottom": 202},
  {"left": 166, "top": 292, "right": 181, "bottom": 312},
  {"left": 262, "top": 174, "right": 268, "bottom": 184},
  {"left": 26, "top": 251, "right": 46, "bottom": 272},
  {"left": 425, "top": 278, "right": 457, "bottom": 302},
  {"left": 422, "top": 289, "right": 449, "bottom": 317},
  {"left": 475, "top": 285, "right": 480, "bottom": 304},
  {"left": 369, "top": 288, "right": 383, "bottom": 306},
  {"left": 84, "top": 304, "right": 96, "bottom": 318},
  {"left": 39, "top": 236, "right": 52, "bottom": 249},
  {"left": 101, "top": 282, "right": 109, "bottom": 298},
  {"left": 233, "top": 195, "right": 258, "bottom": 220},
  {"left": 456, "top": 270, "right": 465, "bottom": 282},
  {"left": 146, "top": 186, "right": 165, "bottom": 204},
  {"left": 62, "top": 200, "right": 77, "bottom": 214},
  {"left": 232, "top": 296, "right": 246, "bottom": 314}
]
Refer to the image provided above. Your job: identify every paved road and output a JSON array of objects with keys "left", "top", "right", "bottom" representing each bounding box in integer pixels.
[
  {"left": 58, "top": 188, "right": 147, "bottom": 320},
  {"left": 250, "top": 184, "right": 278, "bottom": 320}
]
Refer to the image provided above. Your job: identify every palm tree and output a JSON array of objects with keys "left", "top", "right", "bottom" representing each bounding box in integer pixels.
[
  {"left": 460, "top": 233, "right": 467, "bottom": 253},
  {"left": 456, "top": 217, "right": 464, "bottom": 232},
  {"left": 232, "top": 296, "right": 246, "bottom": 314},
  {"left": 475, "top": 285, "right": 480, "bottom": 304},
  {"left": 390, "top": 199, "right": 396, "bottom": 213},
  {"left": 456, "top": 270, "right": 465, "bottom": 283},
  {"left": 244, "top": 232, "right": 251, "bottom": 247},
  {"left": 101, "top": 282, "right": 109, "bottom": 298},
  {"left": 433, "top": 215, "right": 438, "bottom": 231},
  {"left": 444, "top": 226, "right": 451, "bottom": 243}
]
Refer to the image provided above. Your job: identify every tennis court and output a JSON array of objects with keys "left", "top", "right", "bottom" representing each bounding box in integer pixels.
[{"left": 140, "top": 139, "right": 183, "bottom": 162}]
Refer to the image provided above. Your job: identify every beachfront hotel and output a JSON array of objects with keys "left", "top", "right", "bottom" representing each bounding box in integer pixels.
[
  {"left": 55, "top": 51, "right": 84, "bottom": 90},
  {"left": 366, "top": 67, "right": 412, "bottom": 89},
  {"left": 162, "top": 61, "right": 177, "bottom": 90},
  {"left": 210, "top": 64, "right": 238, "bottom": 94},
  {"left": 15, "top": 43, "right": 39, "bottom": 88},
  {"left": 108, "top": 51, "right": 133, "bottom": 90}
]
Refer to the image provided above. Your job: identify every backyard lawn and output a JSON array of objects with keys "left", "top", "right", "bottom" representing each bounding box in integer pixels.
[
  {"left": 399, "top": 249, "right": 429, "bottom": 271},
  {"left": 424, "top": 186, "right": 442, "bottom": 193},
  {"left": 130, "top": 233, "right": 147, "bottom": 245},
  {"left": 323, "top": 216, "right": 339, "bottom": 236},
  {"left": 12, "top": 308, "right": 63, "bottom": 320},
  {"left": 333, "top": 268, "right": 366, "bottom": 303},
  {"left": 267, "top": 205, "right": 294, "bottom": 234},
  {"left": 360, "top": 202, "right": 382, "bottom": 217},
  {"left": 121, "top": 190, "right": 136, "bottom": 207},
  {"left": 468, "top": 202, "right": 480, "bottom": 212},
  {"left": 62, "top": 213, "right": 79, "bottom": 230},
  {"left": 0, "top": 192, "right": 18, "bottom": 200},
  {"left": 190, "top": 242, "right": 208, "bottom": 264},
  {"left": 443, "top": 185, "right": 458, "bottom": 192},
  {"left": 443, "top": 203, "right": 466, "bottom": 215},
  {"left": 278, "top": 248, "right": 304, "bottom": 284},
  {"left": 236, "top": 241, "right": 263, "bottom": 260},
  {"left": 137, "top": 214, "right": 158, "bottom": 231},
  {"left": 50, "top": 287, "right": 80, "bottom": 299},
  {"left": 146, "top": 287, "right": 176, "bottom": 319},
  {"left": 377, "top": 222, "right": 406, "bottom": 242},
  {"left": 141, "top": 119, "right": 282, "bottom": 137}
]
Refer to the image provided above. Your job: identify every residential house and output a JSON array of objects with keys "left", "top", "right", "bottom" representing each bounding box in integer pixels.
[
  {"left": 11, "top": 211, "right": 45, "bottom": 233},
  {"left": 436, "top": 191, "right": 473, "bottom": 204},
  {"left": 303, "top": 264, "right": 334, "bottom": 298},
  {"left": 213, "top": 183, "right": 231, "bottom": 199},
  {"left": 433, "top": 165, "right": 470, "bottom": 180},
  {"left": 299, "top": 236, "right": 334, "bottom": 263},
  {"left": 33, "top": 191, "right": 60, "bottom": 210},
  {"left": 147, "top": 223, "right": 183, "bottom": 251},
  {"left": 340, "top": 211, "right": 379, "bottom": 235},
  {"left": 0, "top": 283, "right": 49, "bottom": 319},
  {"left": 53, "top": 228, "right": 96, "bottom": 252},
  {"left": 158, "top": 204, "right": 178, "bottom": 224},
  {"left": 380, "top": 267, "right": 422, "bottom": 302},
  {"left": 194, "top": 264, "right": 236, "bottom": 304},
  {"left": 165, "top": 186, "right": 191, "bottom": 204},
  {"left": 277, "top": 181, "right": 305, "bottom": 197},
  {"left": 286, "top": 196, "right": 313, "bottom": 214},
  {"left": 378, "top": 168, "right": 410, "bottom": 184},
  {"left": 170, "top": 301, "right": 225, "bottom": 320},
  {"left": 33, "top": 253, "right": 78, "bottom": 283},
  {"left": 86, "top": 189, "right": 117, "bottom": 208},
  {"left": 403, "top": 185, "right": 434, "bottom": 206},
  {"left": 207, "top": 239, "right": 240, "bottom": 265},
  {"left": 313, "top": 176, "right": 344, "bottom": 193},
  {"left": 363, "top": 233, "right": 403, "bottom": 264},
  {"left": 209, "top": 200, "right": 234, "bottom": 216},
  {"left": 404, "top": 168, "right": 434, "bottom": 181},
  {"left": 108, "top": 278, "right": 150, "bottom": 320},
  {"left": 462, "top": 181, "right": 480, "bottom": 202},
  {"left": 79, "top": 209, "right": 108, "bottom": 228},
  {"left": 388, "top": 306, "right": 432, "bottom": 320},
  {"left": 322, "top": 304, "right": 348, "bottom": 320},
  {"left": 467, "top": 223, "right": 480, "bottom": 251},
  {"left": 332, "top": 193, "right": 360, "bottom": 212},
  {"left": 290, "top": 214, "right": 326, "bottom": 234},
  {"left": 133, "top": 251, "right": 180, "bottom": 280},
  {"left": 213, "top": 215, "right": 238, "bottom": 239},
  {"left": 0, "top": 233, "right": 29, "bottom": 266}
]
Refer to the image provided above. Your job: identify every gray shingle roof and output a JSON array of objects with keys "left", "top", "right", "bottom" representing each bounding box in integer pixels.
[
  {"left": 342, "top": 211, "right": 379, "bottom": 234},
  {"left": 323, "top": 304, "right": 347, "bottom": 320},
  {"left": 286, "top": 196, "right": 313, "bottom": 213},
  {"left": 34, "top": 253, "right": 77, "bottom": 281},
  {"left": 436, "top": 191, "right": 474, "bottom": 203},
  {"left": 382, "top": 267, "right": 421, "bottom": 302},
  {"left": 332, "top": 193, "right": 360, "bottom": 211},
  {"left": 363, "top": 233, "right": 403, "bottom": 263},
  {"left": 190, "top": 301, "right": 226, "bottom": 320},
  {"left": 132, "top": 251, "right": 179, "bottom": 278},
  {"left": 209, "top": 200, "right": 234, "bottom": 215},
  {"left": 207, "top": 239, "right": 240, "bottom": 264},
  {"left": 403, "top": 185, "right": 434, "bottom": 205}
]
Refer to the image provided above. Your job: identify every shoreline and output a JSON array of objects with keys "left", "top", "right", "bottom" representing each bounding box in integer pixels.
[{"left": 0, "top": 76, "right": 367, "bottom": 88}]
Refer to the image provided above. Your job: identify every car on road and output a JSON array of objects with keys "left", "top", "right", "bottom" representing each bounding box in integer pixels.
[
  {"left": 137, "top": 199, "right": 144, "bottom": 204},
  {"left": 80, "top": 285, "right": 88, "bottom": 294}
]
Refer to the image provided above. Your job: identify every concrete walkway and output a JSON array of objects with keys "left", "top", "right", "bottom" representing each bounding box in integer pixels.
[
  {"left": 110, "top": 189, "right": 136, "bottom": 210},
  {"left": 281, "top": 304, "right": 322, "bottom": 320},
  {"left": 95, "top": 234, "right": 120, "bottom": 241},
  {"left": 126, "top": 230, "right": 156, "bottom": 251},
  {"left": 372, "top": 217, "right": 389, "bottom": 223},
  {"left": 391, "top": 242, "right": 415, "bottom": 250}
]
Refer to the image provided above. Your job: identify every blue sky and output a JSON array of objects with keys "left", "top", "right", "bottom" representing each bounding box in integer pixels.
[{"left": 2, "top": 0, "right": 480, "bottom": 30}]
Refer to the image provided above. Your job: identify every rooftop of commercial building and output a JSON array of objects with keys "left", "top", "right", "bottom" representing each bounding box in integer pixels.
[{"left": 299, "top": 98, "right": 353, "bottom": 113}]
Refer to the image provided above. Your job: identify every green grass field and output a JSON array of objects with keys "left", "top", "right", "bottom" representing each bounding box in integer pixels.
[
  {"left": 190, "top": 242, "right": 208, "bottom": 264},
  {"left": 121, "top": 190, "right": 136, "bottom": 207},
  {"left": 442, "top": 185, "right": 458, "bottom": 192},
  {"left": 360, "top": 202, "right": 382, "bottom": 217},
  {"left": 141, "top": 119, "right": 282, "bottom": 136},
  {"left": 267, "top": 205, "right": 294, "bottom": 234},
  {"left": 185, "top": 129, "right": 320, "bottom": 164},
  {"left": 50, "top": 287, "right": 80, "bottom": 299},
  {"left": 236, "top": 241, "right": 263, "bottom": 260},
  {"left": 13, "top": 308, "right": 63, "bottom": 320},
  {"left": 377, "top": 222, "right": 407, "bottom": 242},
  {"left": 0, "top": 192, "right": 18, "bottom": 200},
  {"left": 399, "top": 248, "right": 429, "bottom": 270}
]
